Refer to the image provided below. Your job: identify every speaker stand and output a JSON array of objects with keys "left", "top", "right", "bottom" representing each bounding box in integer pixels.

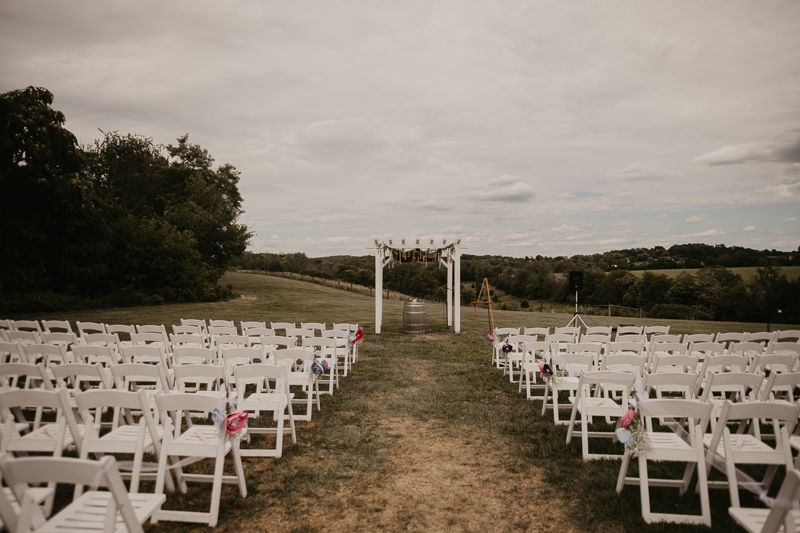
[{"left": 566, "top": 289, "right": 588, "bottom": 329}]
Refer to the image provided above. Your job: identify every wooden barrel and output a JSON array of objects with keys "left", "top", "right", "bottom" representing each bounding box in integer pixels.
[{"left": 403, "top": 301, "right": 426, "bottom": 334}]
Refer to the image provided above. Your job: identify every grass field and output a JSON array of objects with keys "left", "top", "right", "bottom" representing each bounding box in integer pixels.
[
  {"left": 627, "top": 265, "right": 800, "bottom": 281},
  {"left": 14, "top": 271, "right": 798, "bottom": 532}
]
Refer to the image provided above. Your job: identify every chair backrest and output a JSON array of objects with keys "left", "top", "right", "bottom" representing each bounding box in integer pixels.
[
  {"left": 708, "top": 401, "right": 799, "bottom": 452},
  {"left": 273, "top": 348, "right": 315, "bottom": 373},
  {"left": 136, "top": 324, "right": 166, "bottom": 335},
  {"left": 522, "top": 341, "right": 551, "bottom": 362},
  {"left": 714, "top": 331, "right": 748, "bottom": 348},
  {"left": 74, "top": 388, "right": 156, "bottom": 434},
  {"left": 105, "top": 324, "right": 135, "bottom": 343},
  {"left": 233, "top": 363, "right": 289, "bottom": 406},
  {"left": 11, "top": 321, "right": 42, "bottom": 334},
  {"left": 747, "top": 331, "right": 778, "bottom": 344},
  {"left": 649, "top": 342, "right": 689, "bottom": 358},
  {"left": 209, "top": 319, "right": 236, "bottom": 330},
  {"left": 523, "top": 327, "right": 550, "bottom": 338},
  {"left": 172, "top": 346, "right": 216, "bottom": 365},
  {"left": 698, "top": 354, "right": 750, "bottom": 377},
  {"left": 241, "top": 321, "right": 267, "bottom": 333},
  {"left": 606, "top": 341, "right": 644, "bottom": 357},
  {"left": 41, "top": 320, "right": 73, "bottom": 334},
  {"left": 507, "top": 335, "right": 540, "bottom": 351},
  {"left": 130, "top": 332, "right": 170, "bottom": 349},
  {"left": 170, "top": 333, "right": 206, "bottom": 348},
  {"left": 727, "top": 342, "right": 766, "bottom": 360},
  {"left": 111, "top": 362, "right": 171, "bottom": 394},
  {"left": 700, "top": 372, "right": 764, "bottom": 402},
  {"left": 0, "top": 341, "right": 26, "bottom": 364},
  {"left": 687, "top": 341, "right": 724, "bottom": 358},
  {"left": 762, "top": 372, "right": 800, "bottom": 402},
  {"left": 494, "top": 327, "right": 520, "bottom": 337},
  {"left": 180, "top": 318, "right": 208, "bottom": 334},
  {"left": 72, "top": 345, "right": 119, "bottom": 366},
  {"left": 23, "top": 343, "right": 70, "bottom": 367},
  {"left": 750, "top": 354, "right": 797, "bottom": 376},
  {"left": 642, "top": 372, "right": 699, "bottom": 399},
  {"left": 601, "top": 354, "right": 646, "bottom": 376},
  {"left": 76, "top": 321, "right": 106, "bottom": 338},
  {"left": 767, "top": 341, "right": 800, "bottom": 357},
  {"left": 81, "top": 333, "right": 120, "bottom": 352},
  {"left": 585, "top": 326, "right": 612, "bottom": 336},
  {"left": 615, "top": 325, "right": 644, "bottom": 340},
  {"left": 209, "top": 326, "right": 238, "bottom": 337},
  {"left": 552, "top": 353, "right": 595, "bottom": 375},
  {"left": 579, "top": 333, "right": 610, "bottom": 345},
  {"left": 51, "top": 362, "right": 110, "bottom": 390},
  {"left": 300, "top": 322, "right": 326, "bottom": 334},
  {"left": 172, "top": 364, "right": 226, "bottom": 394},
  {"left": 120, "top": 345, "right": 169, "bottom": 367},
  {"left": 4, "top": 331, "right": 41, "bottom": 346},
  {"left": 555, "top": 326, "right": 581, "bottom": 337},
  {"left": 212, "top": 334, "right": 249, "bottom": 351},
  {"left": 173, "top": 324, "right": 203, "bottom": 336},
  {"left": 682, "top": 333, "right": 715, "bottom": 344},
  {"left": 332, "top": 323, "right": 358, "bottom": 332},
  {"left": 637, "top": 399, "right": 712, "bottom": 432},
  {"left": 287, "top": 328, "right": 315, "bottom": 346},
  {"left": 270, "top": 322, "right": 296, "bottom": 335},
  {"left": 0, "top": 454, "right": 146, "bottom": 533},
  {"left": 652, "top": 354, "right": 699, "bottom": 374},
  {"left": 649, "top": 334, "right": 681, "bottom": 344},
  {"left": 221, "top": 347, "right": 264, "bottom": 385},
  {"left": 0, "top": 363, "right": 51, "bottom": 391},
  {"left": 545, "top": 333, "right": 575, "bottom": 343},
  {"left": 775, "top": 330, "right": 800, "bottom": 343},
  {"left": 41, "top": 332, "right": 79, "bottom": 352},
  {"left": 644, "top": 325, "right": 670, "bottom": 337}
]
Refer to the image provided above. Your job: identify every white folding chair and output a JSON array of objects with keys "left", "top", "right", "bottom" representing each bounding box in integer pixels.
[
  {"left": 220, "top": 346, "right": 264, "bottom": 392},
  {"left": 491, "top": 327, "right": 520, "bottom": 368},
  {"left": 704, "top": 400, "right": 799, "bottom": 508},
  {"left": 305, "top": 338, "right": 340, "bottom": 394},
  {"left": 234, "top": 364, "right": 297, "bottom": 457},
  {"left": 41, "top": 320, "right": 74, "bottom": 335},
  {"left": 616, "top": 399, "right": 713, "bottom": 526},
  {"left": 615, "top": 325, "right": 644, "bottom": 341},
  {"left": 273, "top": 348, "right": 320, "bottom": 421},
  {"left": 75, "top": 389, "right": 174, "bottom": 494},
  {"left": 270, "top": 322, "right": 296, "bottom": 336},
  {"left": 541, "top": 351, "right": 595, "bottom": 424},
  {"left": 519, "top": 341, "right": 550, "bottom": 401},
  {"left": 566, "top": 371, "right": 635, "bottom": 461},
  {"left": 0, "top": 454, "right": 165, "bottom": 533},
  {"left": 152, "top": 393, "right": 247, "bottom": 527},
  {"left": 0, "top": 341, "right": 25, "bottom": 365},
  {"left": 728, "top": 469, "right": 800, "bottom": 533}
]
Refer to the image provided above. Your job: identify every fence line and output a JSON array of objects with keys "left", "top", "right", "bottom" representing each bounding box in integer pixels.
[{"left": 584, "top": 303, "right": 643, "bottom": 318}]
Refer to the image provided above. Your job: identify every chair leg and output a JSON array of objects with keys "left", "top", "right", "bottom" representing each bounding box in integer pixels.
[
  {"left": 616, "top": 450, "right": 631, "bottom": 493},
  {"left": 232, "top": 444, "right": 247, "bottom": 497},
  {"left": 638, "top": 452, "right": 652, "bottom": 523},
  {"left": 208, "top": 445, "right": 226, "bottom": 527},
  {"left": 694, "top": 426, "right": 712, "bottom": 526}
]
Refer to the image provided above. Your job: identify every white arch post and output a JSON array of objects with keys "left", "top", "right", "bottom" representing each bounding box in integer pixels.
[{"left": 372, "top": 239, "right": 462, "bottom": 334}]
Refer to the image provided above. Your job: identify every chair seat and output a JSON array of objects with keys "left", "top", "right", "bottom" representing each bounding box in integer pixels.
[
  {"left": 9, "top": 423, "right": 85, "bottom": 452},
  {"left": 729, "top": 507, "right": 800, "bottom": 533},
  {"left": 85, "top": 424, "right": 164, "bottom": 452},
  {"left": 37, "top": 490, "right": 165, "bottom": 533},
  {"left": 170, "top": 426, "right": 233, "bottom": 456},
  {"left": 702, "top": 433, "right": 776, "bottom": 457}
]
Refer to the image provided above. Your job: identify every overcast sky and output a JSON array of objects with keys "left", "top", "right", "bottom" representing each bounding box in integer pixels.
[{"left": 2, "top": 1, "right": 799, "bottom": 258}]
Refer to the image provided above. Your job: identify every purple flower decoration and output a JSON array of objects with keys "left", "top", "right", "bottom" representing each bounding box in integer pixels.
[
  {"left": 502, "top": 343, "right": 512, "bottom": 354},
  {"left": 542, "top": 363, "right": 553, "bottom": 376}
]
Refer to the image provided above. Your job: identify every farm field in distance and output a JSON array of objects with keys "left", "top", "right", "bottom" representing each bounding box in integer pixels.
[{"left": 627, "top": 265, "right": 800, "bottom": 281}]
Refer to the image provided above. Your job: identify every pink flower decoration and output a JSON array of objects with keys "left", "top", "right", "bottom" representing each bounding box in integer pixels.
[
  {"left": 621, "top": 409, "right": 636, "bottom": 429},
  {"left": 537, "top": 360, "right": 545, "bottom": 372},
  {"left": 487, "top": 333, "right": 495, "bottom": 341},
  {"left": 225, "top": 410, "right": 248, "bottom": 435}
]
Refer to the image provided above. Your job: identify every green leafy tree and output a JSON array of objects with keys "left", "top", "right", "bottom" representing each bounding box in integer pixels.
[{"left": 0, "top": 86, "right": 107, "bottom": 296}]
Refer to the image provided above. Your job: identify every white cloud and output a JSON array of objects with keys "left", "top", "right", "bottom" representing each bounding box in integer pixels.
[
  {"left": 603, "top": 163, "right": 680, "bottom": 182},
  {"left": 654, "top": 214, "right": 668, "bottom": 219},
  {"left": 782, "top": 217, "right": 798, "bottom": 222},
  {"left": 695, "top": 125, "right": 800, "bottom": 166},
  {"left": 685, "top": 215, "right": 707, "bottom": 224},
  {"left": 742, "top": 226, "right": 756, "bottom": 232},
  {"left": 469, "top": 175, "right": 536, "bottom": 203},
  {"left": 684, "top": 229, "right": 725, "bottom": 238}
]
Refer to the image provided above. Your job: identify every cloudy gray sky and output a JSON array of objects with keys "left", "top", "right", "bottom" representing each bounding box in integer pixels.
[{"left": 2, "top": 1, "right": 799, "bottom": 257}]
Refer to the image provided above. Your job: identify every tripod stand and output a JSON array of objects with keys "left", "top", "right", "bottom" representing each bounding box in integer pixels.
[{"left": 566, "top": 289, "right": 588, "bottom": 329}]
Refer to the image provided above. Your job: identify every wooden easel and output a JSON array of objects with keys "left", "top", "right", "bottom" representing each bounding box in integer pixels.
[{"left": 467, "top": 278, "right": 495, "bottom": 334}]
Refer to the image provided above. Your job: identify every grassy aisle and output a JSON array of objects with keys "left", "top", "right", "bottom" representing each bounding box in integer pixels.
[{"left": 22, "top": 272, "right": 791, "bottom": 532}]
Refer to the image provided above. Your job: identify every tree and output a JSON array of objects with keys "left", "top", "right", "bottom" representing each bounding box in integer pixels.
[{"left": 0, "top": 86, "right": 107, "bottom": 296}]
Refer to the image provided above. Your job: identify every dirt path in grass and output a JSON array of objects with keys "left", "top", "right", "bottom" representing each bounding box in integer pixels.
[{"left": 222, "top": 358, "right": 583, "bottom": 533}]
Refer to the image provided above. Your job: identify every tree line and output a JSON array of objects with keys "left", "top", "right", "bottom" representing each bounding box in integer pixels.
[
  {"left": 233, "top": 248, "right": 800, "bottom": 325},
  {"left": 0, "top": 86, "right": 250, "bottom": 312}
]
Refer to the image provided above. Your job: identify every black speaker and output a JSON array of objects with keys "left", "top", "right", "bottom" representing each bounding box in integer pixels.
[{"left": 568, "top": 271, "right": 583, "bottom": 291}]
